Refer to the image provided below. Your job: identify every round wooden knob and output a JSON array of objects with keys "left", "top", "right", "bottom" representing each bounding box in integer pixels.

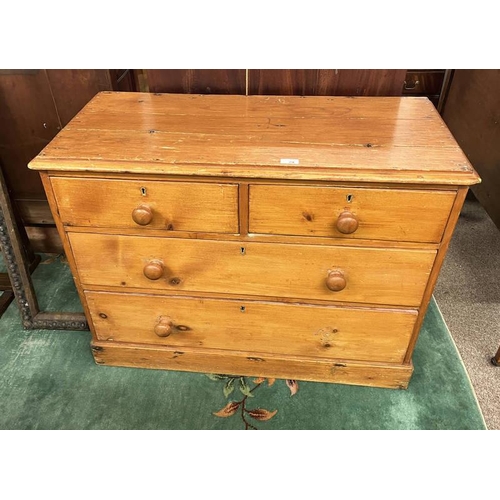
[
  {"left": 132, "top": 205, "right": 153, "bottom": 226},
  {"left": 154, "top": 316, "right": 174, "bottom": 337},
  {"left": 326, "top": 270, "right": 346, "bottom": 292},
  {"left": 143, "top": 261, "right": 164, "bottom": 280},
  {"left": 336, "top": 211, "right": 358, "bottom": 234}
]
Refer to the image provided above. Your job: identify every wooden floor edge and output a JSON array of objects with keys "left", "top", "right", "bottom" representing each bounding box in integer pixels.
[{"left": 91, "top": 341, "right": 414, "bottom": 390}]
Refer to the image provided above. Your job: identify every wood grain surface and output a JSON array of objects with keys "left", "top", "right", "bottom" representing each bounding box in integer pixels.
[
  {"left": 0, "top": 70, "right": 61, "bottom": 199},
  {"left": 29, "top": 93, "right": 480, "bottom": 186},
  {"left": 51, "top": 177, "right": 239, "bottom": 233},
  {"left": 91, "top": 340, "right": 414, "bottom": 388},
  {"left": 249, "top": 184, "right": 456, "bottom": 243},
  {"left": 442, "top": 69, "right": 500, "bottom": 227},
  {"left": 63, "top": 225, "right": 440, "bottom": 250},
  {"left": 1, "top": 70, "right": 113, "bottom": 199},
  {"left": 86, "top": 291, "right": 417, "bottom": 363},
  {"left": 146, "top": 69, "right": 246, "bottom": 94},
  {"left": 40, "top": 172, "right": 98, "bottom": 335},
  {"left": 248, "top": 70, "right": 407, "bottom": 96},
  {"left": 69, "top": 232, "right": 436, "bottom": 307},
  {"left": 31, "top": 91, "right": 475, "bottom": 388},
  {"left": 403, "top": 187, "right": 469, "bottom": 362},
  {"left": 44, "top": 70, "right": 112, "bottom": 127}
]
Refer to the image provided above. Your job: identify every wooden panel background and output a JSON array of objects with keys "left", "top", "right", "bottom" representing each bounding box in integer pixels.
[
  {"left": 0, "top": 70, "right": 61, "bottom": 200},
  {"left": 442, "top": 69, "right": 500, "bottom": 228},
  {"left": 147, "top": 70, "right": 246, "bottom": 94},
  {"left": 45, "top": 70, "right": 113, "bottom": 126},
  {"left": 248, "top": 70, "right": 406, "bottom": 96},
  {"left": 145, "top": 69, "right": 407, "bottom": 96},
  {"left": 108, "top": 70, "right": 137, "bottom": 92}
]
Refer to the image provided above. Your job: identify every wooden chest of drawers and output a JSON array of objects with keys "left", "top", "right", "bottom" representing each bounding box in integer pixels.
[{"left": 29, "top": 92, "right": 480, "bottom": 389}]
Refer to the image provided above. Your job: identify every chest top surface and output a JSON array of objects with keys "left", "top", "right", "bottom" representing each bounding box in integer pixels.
[{"left": 29, "top": 92, "right": 480, "bottom": 186}]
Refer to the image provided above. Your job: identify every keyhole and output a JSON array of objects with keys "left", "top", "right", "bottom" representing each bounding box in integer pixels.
[
  {"left": 346, "top": 194, "right": 353, "bottom": 203},
  {"left": 141, "top": 187, "right": 147, "bottom": 196},
  {"left": 240, "top": 247, "right": 246, "bottom": 255},
  {"left": 240, "top": 306, "right": 246, "bottom": 312}
]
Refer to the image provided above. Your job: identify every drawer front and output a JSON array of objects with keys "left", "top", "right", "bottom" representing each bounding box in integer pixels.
[
  {"left": 86, "top": 291, "right": 417, "bottom": 363},
  {"left": 51, "top": 177, "right": 239, "bottom": 233},
  {"left": 403, "top": 70, "right": 445, "bottom": 96},
  {"left": 249, "top": 184, "right": 455, "bottom": 243},
  {"left": 70, "top": 233, "right": 436, "bottom": 306}
]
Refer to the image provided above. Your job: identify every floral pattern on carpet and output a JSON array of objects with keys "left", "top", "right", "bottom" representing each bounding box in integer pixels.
[{"left": 207, "top": 374, "right": 299, "bottom": 429}]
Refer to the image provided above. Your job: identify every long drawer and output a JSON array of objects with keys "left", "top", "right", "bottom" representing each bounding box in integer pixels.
[
  {"left": 70, "top": 233, "right": 436, "bottom": 306},
  {"left": 51, "top": 177, "right": 239, "bottom": 233},
  {"left": 249, "top": 184, "right": 455, "bottom": 243},
  {"left": 86, "top": 291, "right": 417, "bottom": 363}
]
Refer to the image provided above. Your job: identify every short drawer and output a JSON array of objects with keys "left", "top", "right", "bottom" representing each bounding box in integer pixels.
[
  {"left": 70, "top": 233, "right": 436, "bottom": 307},
  {"left": 51, "top": 177, "right": 239, "bottom": 233},
  {"left": 249, "top": 184, "right": 455, "bottom": 243},
  {"left": 86, "top": 291, "right": 417, "bottom": 363}
]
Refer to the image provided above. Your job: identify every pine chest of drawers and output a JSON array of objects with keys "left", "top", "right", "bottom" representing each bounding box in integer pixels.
[{"left": 29, "top": 92, "right": 480, "bottom": 389}]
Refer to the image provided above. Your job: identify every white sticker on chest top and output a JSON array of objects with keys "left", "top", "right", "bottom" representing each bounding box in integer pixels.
[{"left": 280, "top": 158, "right": 300, "bottom": 165}]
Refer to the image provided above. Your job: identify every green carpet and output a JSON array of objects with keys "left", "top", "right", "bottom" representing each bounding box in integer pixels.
[{"left": 0, "top": 254, "right": 485, "bottom": 429}]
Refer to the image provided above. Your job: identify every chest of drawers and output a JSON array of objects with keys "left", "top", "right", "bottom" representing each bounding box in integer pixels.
[{"left": 29, "top": 92, "right": 480, "bottom": 389}]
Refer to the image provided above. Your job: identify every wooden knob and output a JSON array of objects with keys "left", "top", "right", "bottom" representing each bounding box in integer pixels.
[
  {"left": 326, "top": 270, "right": 346, "bottom": 292},
  {"left": 143, "top": 261, "right": 164, "bottom": 280},
  {"left": 336, "top": 211, "right": 358, "bottom": 234},
  {"left": 154, "top": 316, "right": 174, "bottom": 337},
  {"left": 132, "top": 205, "right": 153, "bottom": 226}
]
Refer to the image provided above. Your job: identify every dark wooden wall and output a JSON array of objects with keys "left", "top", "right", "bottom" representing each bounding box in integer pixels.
[
  {"left": 0, "top": 69, "right": 134, "bottom": 252},
  {"left": 146, "top": 69, "right": 407, "bottom": 96},
  {"left": 442, "top": 69, "right": 500, "bottom": 229},
  {"left": 247, "top": 69, "right": 406, "bottom": 95},
  {"left": 147, "top": 70, "right": 246, "bottom": 94}
]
